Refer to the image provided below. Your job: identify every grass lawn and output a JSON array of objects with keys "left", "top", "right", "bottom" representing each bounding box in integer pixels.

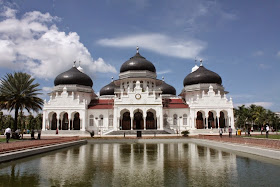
[
  {"left": 0, "top": 137, "right": 22, "bottom": 143},
  {"left": 251, "top": 134, "right": 280, "bottom": 139}
]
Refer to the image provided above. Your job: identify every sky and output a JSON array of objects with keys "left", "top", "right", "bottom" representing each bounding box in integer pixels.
[{"left": 0, "top": 0, "right": 280, "bottom": 113}]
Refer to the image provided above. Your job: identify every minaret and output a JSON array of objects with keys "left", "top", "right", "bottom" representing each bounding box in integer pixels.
[
  {"left": 191, "top": 58, "right": 199, "bottom": 72},
  {"left": 77, "top": 61, "right": 84, "bottom": 73}
]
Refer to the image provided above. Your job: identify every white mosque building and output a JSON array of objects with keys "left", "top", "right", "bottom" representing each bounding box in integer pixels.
[{"left": 42, "top": 48, "right": 234, "bottom": 135}]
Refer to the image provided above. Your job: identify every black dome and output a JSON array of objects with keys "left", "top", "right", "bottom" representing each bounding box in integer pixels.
[
  {"left": 54, "top": 67, "right": 93, "bottom": 87},
  {"left": 183, "top": 66, "right": 222, "bottom": 86},
  {"left": 100, "top": 81, "right": 117, "bottom": 96},
  {"left": 120, "top": 52, "right": 156, "bottom": 73},
  {"left": 158, "top": 81, "right": 176, "bottom": 95}
]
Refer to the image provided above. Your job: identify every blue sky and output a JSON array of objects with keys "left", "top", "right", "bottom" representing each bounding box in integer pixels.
[{"left": 0, "top": 0, "right": 280, "bottom": 112}]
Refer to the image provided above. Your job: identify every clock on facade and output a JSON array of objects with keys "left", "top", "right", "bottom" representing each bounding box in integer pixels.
[{"left": 135, "top": 93, "right": 141, "bottom": 100}]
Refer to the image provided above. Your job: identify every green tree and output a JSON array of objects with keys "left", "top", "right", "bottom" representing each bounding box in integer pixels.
[
  {"left": 234, "top": 105, "right": 250, "bottom": 129},
  {"left": 0, "top": 72, "right": 44, "bottom": 131}
]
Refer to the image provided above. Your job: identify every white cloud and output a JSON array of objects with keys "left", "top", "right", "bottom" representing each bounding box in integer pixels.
[
  {"left": 157, "top": 69, "right": 172, "bottom": 75},
  {"left": 259, "top": 63, "right": 271, "bottom": 69},
  {"left": 234, "top": 102, "right": 273, "bottom": 108},
  {"left": 42, "top": 87, "right": 53, "bottom": 92},
  {"left": 97, "top": 33, "right": 206, "bottom": 59},
  {"left": 276, "top": 51, "right": 280, "bottom": 57},
  {"left": 252, "top": 50, "right": 264, "bottom": 57},
  {"left": 0, "top": 7, "right": 117, "bottom": 79}
]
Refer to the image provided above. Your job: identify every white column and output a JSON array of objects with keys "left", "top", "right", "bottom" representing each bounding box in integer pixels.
[
  {"left": 130, "top": 114, "right": 133, "bottom": 130},
  {"left": 42, "top": 110, "right": 46, "bottom": 130},
  {"left": 117, "top": 117, "right": 120, "bottom": 130},
  {"left": 56, "top": 117, "right": 59, "bottom": 130},
  {"left": 157, "top": 116, "right": 161, "bottom": 130},
  {"left": 68, "top": 117, "right": 71, "bottom": 130},
  {"left": 217, "top": 115, "right": 220, "bottom": 128},
  {"left": 114, "top": 107, "right": 118, "bottom": 130},
  {"left": 205, "top": 115, "right": 208, "bottom": 129},
  {"left": 143, "top": 113, "right": 147, "bottom": 130},
  {"left": 81, "top": 111, "right": 86, "bottom": 131}
]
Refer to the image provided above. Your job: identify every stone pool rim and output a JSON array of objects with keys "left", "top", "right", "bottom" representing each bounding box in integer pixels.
[{"left": 0, "top": 138, "right": 279, "bottom": 163}]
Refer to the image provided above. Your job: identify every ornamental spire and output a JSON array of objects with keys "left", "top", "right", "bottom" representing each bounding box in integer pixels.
[
  {"left": 200, "top": 59, "right": 203, "bottom": 66},
  {"left": 136, "top": 46, "right": 139, "bottom": 53},
  {"left": 73, "top": 61, "right": 76, "bottom": 67}
]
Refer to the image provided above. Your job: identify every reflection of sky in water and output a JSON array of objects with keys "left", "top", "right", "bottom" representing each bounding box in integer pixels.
[{"left": 0, "top": 143, "right": 280, "bottom": 186}]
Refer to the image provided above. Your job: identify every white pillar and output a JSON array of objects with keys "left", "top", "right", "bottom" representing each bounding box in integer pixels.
[
  {"left": 205, "top": 115, "right": 208, "bottom": 129},
  {"left": 143, "top": 113, "right": 147, "bottom": 130},
  {"left": 114, "top": 107, "right": 118, "bottom": 130},
  {"left": 68, "top": 117, "right": 71, "bottom": 130},
  {"left": 117, "top": 117, "right": 120, "bottom": 130},
  {"left": 56, "top": 117, "right": 59, "bottom": 130},
  {"left": 217, "top": 115, "right": 220, "bottom": 128},
  {"left": 130, "top": 114, "right": 133, "bottom": 130},
  {"left": 42, "top": 110, "right": 46, "bottom": 130},
  {"left": 81, "top": 111, "right": 86, "bottom": 131}
]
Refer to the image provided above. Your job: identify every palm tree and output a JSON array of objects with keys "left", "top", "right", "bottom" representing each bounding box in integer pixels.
[
  {"left": 0, "top": 72, "right": 44, "bottom": 131},
  {"left": 234, "top": 105, "right": 250, "bottom": 129}
]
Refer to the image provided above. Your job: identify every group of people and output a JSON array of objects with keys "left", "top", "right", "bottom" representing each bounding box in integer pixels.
[
  {"left": 4, "top": 127, "right": 41, "bottom": 143},
  {"left": 219, "top": 126, "right": 233, "bottom": 137}
]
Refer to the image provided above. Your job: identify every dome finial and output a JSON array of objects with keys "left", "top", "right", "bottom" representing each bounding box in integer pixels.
[
  {"left": 162, "top": 76, "right": 165, "bottom": 81},
  {"left": 111, "top": 76, "right": 114, "bottom": 82},
  {"left": 136, "top": 46, "right": 139, "bottom": 53},
  {"left": 73, "top": 61, "right": 76, "bottom": 67},
  {"left": 200, "top": 59, "right": 203, "bottom": 66}
]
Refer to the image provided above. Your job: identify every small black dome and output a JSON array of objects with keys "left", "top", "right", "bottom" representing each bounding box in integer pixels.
[
  {"left": 100, "top": 81, "right": 117, "bottom": 96},
  {"left": 54, "top": 67, "right": 93, "bottom": 87},
  {"left": 158, "top": 81, "right": 176, "bottom": 95},
  {"left": 183, "top": 66, "right": 222, "bottom": 86},
  {"left": 120, "top": 52, "right": 156, "bottom": 73}
]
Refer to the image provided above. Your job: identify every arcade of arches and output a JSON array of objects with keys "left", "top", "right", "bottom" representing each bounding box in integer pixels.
[
  {"left": 49, "top": 112, "right": 81, "bottom": 130},
  {"left": 196, "top": 111, "right": 227, "bottom": 129},
  {"left": 120, "top": 111, "right": 157, "bottom": 130}
]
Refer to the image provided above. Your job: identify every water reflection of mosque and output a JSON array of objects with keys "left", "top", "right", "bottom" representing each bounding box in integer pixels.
[{"left": 38, "top": 143, "right": 237, "bottom": 186}]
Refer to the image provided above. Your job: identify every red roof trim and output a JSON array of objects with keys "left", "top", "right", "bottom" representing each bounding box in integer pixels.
[
  {"left": 163, "top": 98, "right": 189, "bottom": 109},
  {"left": 88, "top": 99, "right": 114, "bottom": 109}
]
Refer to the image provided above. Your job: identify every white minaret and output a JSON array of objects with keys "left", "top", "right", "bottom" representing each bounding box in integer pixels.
[{"left": 77, "top": 61, "right": 84, "bottom": 73}]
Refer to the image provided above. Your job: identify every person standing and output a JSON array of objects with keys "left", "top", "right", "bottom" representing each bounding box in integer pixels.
[
  {"left": 37, "top": 129, "right": 41, "bottom": 140},
  {"left": 266, "top": 125, "right": 269, "bottom": 138},
  {"left": 228, "top": 126, "right": 232, "bottom": 138},
  {"left": 4, "top": 127, "right": 11, "bottom": 143},
  {"left": 219, "top": 128, "right": 223, "bottom": 138}
]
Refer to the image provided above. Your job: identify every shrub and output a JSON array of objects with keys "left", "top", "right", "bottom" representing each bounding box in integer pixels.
[{"left": 181, "top": 130, "right": 190, "bottom": 137}]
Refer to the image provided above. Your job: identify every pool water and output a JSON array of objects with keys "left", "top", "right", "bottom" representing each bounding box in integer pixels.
[{"left": 0, "top": 142, "right": 280, "bottom": 187}]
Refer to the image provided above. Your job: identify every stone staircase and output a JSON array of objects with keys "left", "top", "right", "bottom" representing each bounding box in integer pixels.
[
  {"left": 106, "top": 130, "right": 171, "bottom": 135},
  {"left": 42, "top": 130, "right": 90, "bottom": 136}
]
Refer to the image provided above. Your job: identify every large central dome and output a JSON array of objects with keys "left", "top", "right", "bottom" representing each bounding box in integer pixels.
[
  {"left": 120, "top": 51, "right": 156, "bottom": 73},
  {"left": 54, "top": 66, "right": 93, "bottom": 87},
  {"left": 183, "top": 66, "right": 222, "bottom": 86}
]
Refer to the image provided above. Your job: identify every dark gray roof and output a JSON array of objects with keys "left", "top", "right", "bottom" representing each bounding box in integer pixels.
[
  {"left": 183, "top": 66, "right": 222, "bottom": 86},
  {"left": 54, "top": 67, "right": 93, "bottom": 87},
  {"left": 100, "top": 81, "right": 117, "bottom": 96},
  {"left": 120, "top": 53, "right": 156, "bottom": 73},
  {"left": 157, "top": 81, "right": 176, "bottom": 95}
]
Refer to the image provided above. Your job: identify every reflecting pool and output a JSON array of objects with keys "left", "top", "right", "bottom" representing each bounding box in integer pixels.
[{"left": 1, "top": 142, "right": 280, "bottom": 186}]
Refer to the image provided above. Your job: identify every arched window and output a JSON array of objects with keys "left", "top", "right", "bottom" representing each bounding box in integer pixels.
[
  {"left": 183, "top": 114, "right": 188, "bottom": 126},
  {"left": 173, "top": 114, "right": 177, "bottom": 126},
  {"left": 163, "top": 114, "right": 168, "bottom": 127},
  {"left": 99, "top": 115, "right": 103, "bottom": 127},
  {"left": 89, "top": 115, "right": 94, "bottom": 126},
  {"left": 109, "top": 115, "right": 113, "bottom": 127}
]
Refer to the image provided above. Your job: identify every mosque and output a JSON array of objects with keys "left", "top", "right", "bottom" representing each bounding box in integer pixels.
[{"left": 42, "top": 47, "right": 234, "bottom": 135}]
